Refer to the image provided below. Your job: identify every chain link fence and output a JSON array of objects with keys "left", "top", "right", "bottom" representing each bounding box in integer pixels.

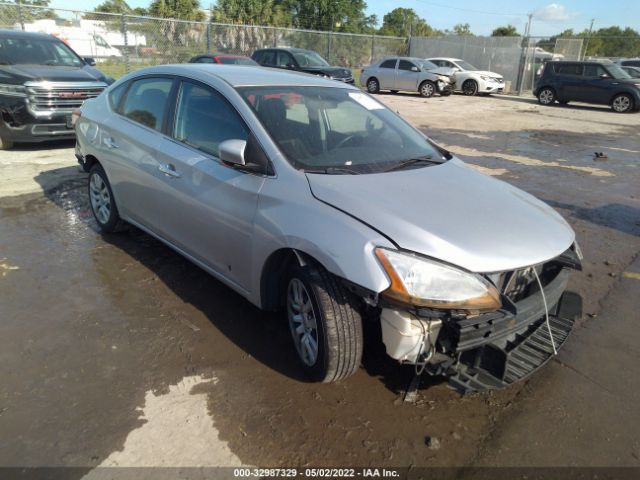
[{"left": 0, "top": 2, "right": 407, "bottom": 82}]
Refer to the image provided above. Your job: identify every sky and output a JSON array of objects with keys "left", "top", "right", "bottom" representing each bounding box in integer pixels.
[{"left": 49, "top": 0, "right": 640, "bottom": 37}]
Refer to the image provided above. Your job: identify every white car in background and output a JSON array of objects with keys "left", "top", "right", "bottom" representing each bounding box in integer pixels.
[{"left": 427, "top": 57, "right": 505, "bottom": 95}]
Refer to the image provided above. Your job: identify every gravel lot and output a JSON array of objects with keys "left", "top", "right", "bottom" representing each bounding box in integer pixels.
[{"left": 1, "top": 93, "right": 639, "bottom": 475}]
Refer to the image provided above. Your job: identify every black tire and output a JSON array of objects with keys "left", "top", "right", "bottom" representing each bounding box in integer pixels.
[
  {"left": 88, "top": 163, "right": 124, "bottom": 233},
  {"left": 0, "top": 135, "right": 14, "bottom": 150},
  {"left": 366, "top": 77, "right": 380, "bottom": 94},
  {"left": 390, "top": 90, "right": 399, "bottom": 94},
  {"left": 537, "top": 87, "right": 556, "bottom": 106},
  {"left": 611, "top": 93, "right": 634, "bottom": 113},
  {"left": 462, "top": 79, "right": 478, "bottom": 96},
  {"left": 286, "top": 263, "right": 363, "bottom": 383},
  {"left": 419, "top": 80, "right": 436, "bottom": 98}
]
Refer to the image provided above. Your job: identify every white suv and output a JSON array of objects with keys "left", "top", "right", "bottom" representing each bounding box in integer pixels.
[{"left": 427, "top": 57, "right": 505, "bottom": 95}]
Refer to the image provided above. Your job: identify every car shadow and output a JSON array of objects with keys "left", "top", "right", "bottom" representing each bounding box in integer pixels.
[
  {"left": 32, "top": 171, "right": 438, "bottom": 395},
  {"left": 10, "top": 138, "right": 76, "bottom": 151}
]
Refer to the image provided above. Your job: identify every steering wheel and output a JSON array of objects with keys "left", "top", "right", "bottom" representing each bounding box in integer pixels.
[{"left": 334, "top": 135, "right": 362, "bottom": 150}]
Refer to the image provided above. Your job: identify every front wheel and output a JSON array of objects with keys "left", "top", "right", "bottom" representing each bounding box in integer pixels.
[
  {"left": 611, "top": 93, "right": 634, "bottom": 113},
  {"left": 537, "top": 87, "right": 556, "bottom": 106},
  {"left": 462, "top": 79, "right": 478, "bottom": 96},
  {"left": 366, "top": 77, "right": 380, "bottom": 94},
  {"left": 419, "top": 80, "right": 436, "bottom": 98},
  {"left": 286, "top": 264, "right": 363, "bottom": 382}
]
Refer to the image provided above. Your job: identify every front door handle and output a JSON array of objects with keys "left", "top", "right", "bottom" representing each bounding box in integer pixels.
[
  {"left": 158, "top": 163, "right": 181, "bottom": 178},
  {"left": 104, "top": 136, "right": 118, "bottom": 149}
]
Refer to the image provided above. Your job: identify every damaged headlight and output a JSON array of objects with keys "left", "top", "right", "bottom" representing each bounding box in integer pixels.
[{"left": 374, "top": 248, "right": 501, "bottom": 311}]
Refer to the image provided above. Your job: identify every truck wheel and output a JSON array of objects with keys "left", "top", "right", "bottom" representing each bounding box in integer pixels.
[
  {"left": 0, "top": 135, "right": 14, "bottom": 150},
  {"left": 462, "top": 79, "right": 478, "bottom": 96},
  {"left": 286, "top": 263, "right": 363, "bottom": 382},
  {"left": 611, "top": 93, "right": 634, "bottom": 113},
  {"left": 88, "top": 164, "right": 124, "bottom": 233},
  {"left": 537, "top": 87, "right": 556, "bottom": 105},
  {"left": 419, "top": 80, "right": 436, "bottom": 98}
]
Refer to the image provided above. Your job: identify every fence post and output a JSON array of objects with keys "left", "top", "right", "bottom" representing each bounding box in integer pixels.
[
  {"left": 206, "top": 23, "right": 211, "bottom": 52},
  {"left": 273, "top": 27, "right": 278, "bottom": 47},
  {"left": 17, "top": 0, "right": 25, "bottom": 31},
  {"left": 121, "top": 14, "right": 130, "bottom": 74},
  {"left": 371, "top": 34, "right": 375, "bottom": 63}
]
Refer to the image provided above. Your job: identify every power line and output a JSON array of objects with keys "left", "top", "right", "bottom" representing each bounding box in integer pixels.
[{"left": 409, "top": 0, "right": 526, "bottom": 17}]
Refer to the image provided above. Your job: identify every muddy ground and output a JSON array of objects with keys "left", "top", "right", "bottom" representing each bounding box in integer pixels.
[{"left": 0, "top": 94, "right": 639, "bottom": 476}]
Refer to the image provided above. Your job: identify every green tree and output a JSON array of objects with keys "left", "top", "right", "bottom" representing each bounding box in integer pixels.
[
  {"left": 211, "top": 0, "right": 290, "bottom": 26},
  {"left": 148, "top": 0, "right": 206, "bottom": 21},
  {"left": 447, "top": 23, "right": 472, "bottom": 36},
  {"left": 0, "top": 0, "right": 56, "bottom": 24},
  {"left": 282, "top": 0, "right": 376, "bottom": 34},
  {"left": 491, "top": 24, "right": 518, "bottom": 37},
  {"left": 378, "top": 8, "right": 434, "bottom": 37}
]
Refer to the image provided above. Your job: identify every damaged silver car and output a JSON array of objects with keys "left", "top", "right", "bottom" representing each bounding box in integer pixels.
[{"left": 75, "top": 65, "right": 582, "bottom": 393}]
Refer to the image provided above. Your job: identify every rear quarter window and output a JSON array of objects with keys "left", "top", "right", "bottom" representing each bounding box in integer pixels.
[{"left": 108, "top": 82, "right": 128, "bottom": 110}]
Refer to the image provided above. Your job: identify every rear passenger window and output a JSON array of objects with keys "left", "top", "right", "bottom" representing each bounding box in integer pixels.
[
  {"left": 120, "top": 77, "right": 173, "bottom": 131},
  {"left": 556, "top": 64, "right": 582, "bottom": 75},
  {"left": 261, "top": 51, "right": 276, "bottom": 66},
  {"left": 108, "top": 82, "right": 127, "bottom": 110},
  {"left": 380, "top": 59, "right": 396, "bottom": 69},
  {"left": 173, "top": 81, "right": 248, "bottom": 157}
]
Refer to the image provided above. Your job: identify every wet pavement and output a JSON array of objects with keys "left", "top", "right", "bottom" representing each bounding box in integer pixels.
[{"left": 0, "top": 95, "right": 639, "bottom": 473}]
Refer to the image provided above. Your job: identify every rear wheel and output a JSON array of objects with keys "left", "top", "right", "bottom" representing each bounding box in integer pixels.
[
  {"left": 611, "top": 93, "right": 634, "bottom": 113},
  {"left": 462, "top": 79, "right": 478, "bottom": 96},
  {"left": 0, "top": 135, "right": 13, "bottom": 150},
  {"left": 366, "top": 77, "right": 380, "bottom": 94},
  {"left": 88, "top": 164, "right": 124, "bottom": 233},
  {"left": 419, "top": 80, "right": 436, "bottom": 98},
  {"left": 537, "top": 87, "right": 556, "bottom": 106},
  {"left": 286, "top": 263, "right": 363, "bottom": 382}
]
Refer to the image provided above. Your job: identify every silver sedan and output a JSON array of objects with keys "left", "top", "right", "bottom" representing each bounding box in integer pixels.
[{"left": 75, "top": 65, "right": 582, "bottom": 392}]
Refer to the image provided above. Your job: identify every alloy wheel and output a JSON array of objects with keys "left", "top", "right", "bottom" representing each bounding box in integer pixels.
[
  {"left": 89, "top": 173, "right": 111, "bottom": 225},
  {"left": 367, "top": 79, "right": 379, "bottom": 93},
  {"left": 287, "top": 278, "right": 319, "bottom": 367},
  {"left": 421, "top": 82, "right": 434, "bottom": 97},
  {"left": 539, "top": 89, "right": 555, "bottom": 105},
  {"left": 612, "top": 95, "right": 631, "bottom": 112}
]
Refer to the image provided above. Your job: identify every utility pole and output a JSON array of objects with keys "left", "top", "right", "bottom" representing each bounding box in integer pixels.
[
  {"left": 516, "top": 13, "right": 533, "bottom": 95},
  {"left": 583, "top": 19, "right": 595, "bottom": 60}
]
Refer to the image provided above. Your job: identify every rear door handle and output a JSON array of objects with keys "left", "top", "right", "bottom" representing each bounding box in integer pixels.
[
  {"left": 104, "top": 136, "right": 118, "bottom": 149},
  {"left": 158, "top": 163, "right": 181, "bottom": 178}
]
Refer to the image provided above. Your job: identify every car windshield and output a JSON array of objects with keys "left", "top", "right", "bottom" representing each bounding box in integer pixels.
[
  {"left": 219, "top": 56, "right": 257, "bottom": 65},
  {"left": 239, "top": 86, "right": 445, "bottom": 174},
  {"left": 606, "top": 64, "right": 631, "bottom": 79},
  {"left": 455, "top": 60, "right": 477, "bottom": 71},
  {"left": 0, "top": 36, "right": 83, "bottom": 67},
  {"left": 291, "top": 51, "right": 330, "bottom": 68},
  {"left": 417, "top": 60, "right": 439, "bottom": 70}
]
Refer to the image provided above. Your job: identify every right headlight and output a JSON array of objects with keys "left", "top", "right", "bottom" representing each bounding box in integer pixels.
[
  {"left": 0, "top": 83, "right": 27, "bottom": 97},
  {"left": 374, "top": 248, "right": 501, "bottom": 311}
]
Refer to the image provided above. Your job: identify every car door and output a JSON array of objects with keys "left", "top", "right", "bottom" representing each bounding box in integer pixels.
[
  {"left": 396, "top": 59, "right": 420, "bottom": 91},
  {"left": 554, "top": 63, "right": 584, "bottom": 101},
  {"left": 100, "top": 75, "right": 176, "bottom": 230},
  {"left": 276, "top": 51, "right": 296, "bottom": 70},
  {"left": 151, "top": 79, "right": 267, "bottom": 291},
  {"left": 377, "top": 58, "right": 397, "bottom": 89},
  {"left": 581, "top": 64, "right": 616, "bottom": 104}
]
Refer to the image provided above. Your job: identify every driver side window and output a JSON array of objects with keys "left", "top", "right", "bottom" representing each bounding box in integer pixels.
[
  {"left": 276, "top": 51, "right": 294, "bottom": 68},
  {"left": 398, "top": 60, "right": 416, "bottom": 71}
]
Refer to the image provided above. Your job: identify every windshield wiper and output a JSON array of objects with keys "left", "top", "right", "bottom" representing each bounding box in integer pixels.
[
  {"left": 303, "top": 166, "right": 360, "bottom": 175},
  {"left": 385, "top": 156, "right": 441, "bottom": 172}
]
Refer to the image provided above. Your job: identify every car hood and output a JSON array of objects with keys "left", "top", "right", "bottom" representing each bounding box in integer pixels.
[
  {"left": 306, "top": 158, "right": 574, "bottom": 273},
  {"left": 301, "top": 66, "right": 352, "bottom": 78},
  {"left": 468, "top": 70, "right": 503, "bottom": 79},
  {"left": 0, "top": 64, "right": 111, "bottom": 85}
]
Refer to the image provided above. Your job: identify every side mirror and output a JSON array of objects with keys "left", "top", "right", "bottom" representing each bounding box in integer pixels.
[
  {"left": 411, "top": 66, "right": 419, "bottom": 72},
  {"left": 599, "top": 73, "right": 610, "bottom": 79},
  {"left": 219, "top": 139, "right": 246, "bottom": 166},
  {"left": 84, "top": 57, "right": 96, "bottom": 66},
  {"left": 286, "top": 63, "right": 296, "bottom": 69}
]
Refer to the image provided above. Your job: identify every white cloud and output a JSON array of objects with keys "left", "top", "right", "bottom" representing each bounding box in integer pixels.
[{"left": 533, "top": 3, "right": 577, "bottom": 22}]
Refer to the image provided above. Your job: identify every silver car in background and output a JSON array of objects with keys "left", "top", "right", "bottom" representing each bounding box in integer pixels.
[
  {"left": 360, "top": 57, "right": 455, "bottom": 97},
  {"left": 75, "top": 65, "right": 582, "bottom": 393}
]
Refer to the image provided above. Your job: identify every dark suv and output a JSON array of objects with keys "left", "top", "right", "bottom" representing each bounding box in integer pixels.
[
  {"left": 0, "top": 29, "right": 113, "bottom": 149},
  {"left": 534, "top": 61, "right": 640, "bottom": 113},
  {"left": 251, "top": 48, "right": 354, "bottom": 84}
]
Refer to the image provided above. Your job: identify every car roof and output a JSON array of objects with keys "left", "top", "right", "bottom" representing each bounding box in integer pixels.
[
  {"left": 0, "top": 28, "right": 58, "bottom": 41},
  {"left": 255, "top": 47, "right": 314, "bottom": 53},
  {"left": 553, "top": 60, "right": 613, "bottom": 65},
  {"left": 123, "top": 64, "right": 358, "bottom": 89},
  {"left": 427, "top": 57, "right": 463, "bottom": 62},
  {"left": 195, "top": 53, "right": 250, "bottom": 58}
]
